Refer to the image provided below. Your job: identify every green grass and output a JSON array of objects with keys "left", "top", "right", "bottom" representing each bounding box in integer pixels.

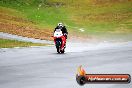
[
  {"left": 0, "top": 38, "right": 46, "bottom": 48},
  {"left": 0, "top": 0, "right": 74, "bottom": 28},
  {"left": 0, "top": 0, "right": 132, "bottom": 35}
]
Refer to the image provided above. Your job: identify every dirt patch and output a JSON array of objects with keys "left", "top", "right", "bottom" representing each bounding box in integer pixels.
[
  {"left": 92, "top": 0, "right": 131, "bottom": 4},
  {"left": 0, "top": 22, "right": 53, "bottom": 40},
  {"left": 0, "top": 7, "right": 53, "bottom": 41}
]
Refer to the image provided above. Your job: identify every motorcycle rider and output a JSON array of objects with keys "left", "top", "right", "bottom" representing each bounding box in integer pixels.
[{"left": 54, "top": 23, "right": 68, "bottom": 39}]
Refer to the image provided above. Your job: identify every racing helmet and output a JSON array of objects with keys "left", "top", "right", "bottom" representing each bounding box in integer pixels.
[{"left": 58, "top": 23, "right": 63, "bottom": 27}]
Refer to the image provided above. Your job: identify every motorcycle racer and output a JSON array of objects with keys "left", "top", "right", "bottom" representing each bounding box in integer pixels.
[
  {"left": 54, "top": 23, "right": 68, "bottom": 39},
  {"left": 53, "top": 23, "right": 68, "bottom": 53}
]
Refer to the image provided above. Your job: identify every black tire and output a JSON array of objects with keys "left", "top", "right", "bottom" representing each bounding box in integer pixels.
[
  {"left": 56, "top": 47, "right": 60, "bottom": 53},
  {"left": 76, "top": 75, "right": 86, "bottom": 86},
  {"left": 56, "top": 41, "right": 61, "bottom": 53}
]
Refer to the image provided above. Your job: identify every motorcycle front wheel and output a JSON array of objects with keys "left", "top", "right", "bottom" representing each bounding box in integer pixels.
[{"left": 57, "top": 47, "right": 61, "bottom": 53}]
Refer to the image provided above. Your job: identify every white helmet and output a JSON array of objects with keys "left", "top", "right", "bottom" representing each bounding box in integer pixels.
[{"left": 58, "top": 23, "right": 63, "bottom": 27}]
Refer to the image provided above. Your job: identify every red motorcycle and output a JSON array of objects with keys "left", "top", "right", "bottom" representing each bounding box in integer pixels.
[{"left": 53, "top": 29, "right": 66, "bottom": 53}]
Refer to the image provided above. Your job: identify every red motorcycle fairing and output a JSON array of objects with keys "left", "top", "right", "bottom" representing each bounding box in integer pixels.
[{"left": 53, "top": 35, "right": 66, "bottom": 50}]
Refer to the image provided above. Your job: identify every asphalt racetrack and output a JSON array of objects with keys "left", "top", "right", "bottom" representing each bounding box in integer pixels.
[{"left": 0, "top": 42, "right": 132, "bottom": 88}]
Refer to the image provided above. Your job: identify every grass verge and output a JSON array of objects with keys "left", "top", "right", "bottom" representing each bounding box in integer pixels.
[{"left": 0, "top": 38, "right": 46, "bottom": 48}]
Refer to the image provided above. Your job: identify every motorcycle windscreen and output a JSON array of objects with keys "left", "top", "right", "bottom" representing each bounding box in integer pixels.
[{"left": 54, "top": 29, "right": 63, "bottom": 37}]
